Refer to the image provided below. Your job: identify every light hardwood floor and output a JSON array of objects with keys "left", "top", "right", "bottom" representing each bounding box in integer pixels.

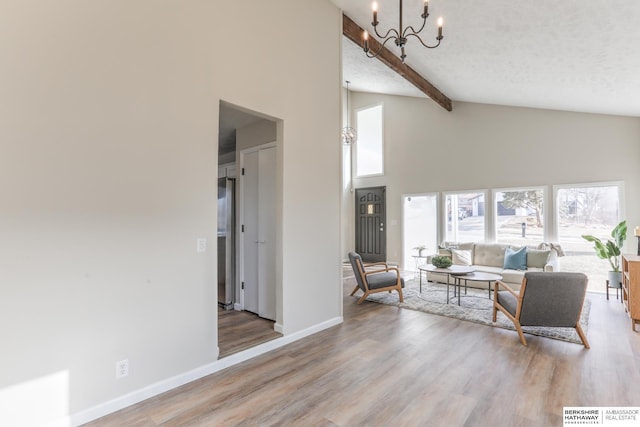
[
  {"left": 85, "top": 269, "right": 640, "bottom": 426},
  {"left": 217, "top": 308, "right": 282, "bottom": 359}
]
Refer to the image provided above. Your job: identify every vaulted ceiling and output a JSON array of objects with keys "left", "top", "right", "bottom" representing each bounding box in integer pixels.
[{"left": 333, "top": 0, "right": 640, "bottom": 117}]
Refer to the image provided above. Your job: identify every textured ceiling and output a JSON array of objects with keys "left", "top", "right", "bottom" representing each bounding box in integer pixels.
[{"left": 335, "top": 0, "right": 640, "bottom": 117}]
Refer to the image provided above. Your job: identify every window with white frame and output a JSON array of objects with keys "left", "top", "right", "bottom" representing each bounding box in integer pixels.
[
  {"left": 494, "top": 188, "right": 545, "bottom": 245},
  {"left": 555, "top": 183, "right": 623, "bottom": 291},
  {"left": 444, "top": 191, "right": 486, "bottom": 243},
  {"left": 403, "top": 194, "right": 438, "bottom": 270},
  {"left": 355, "top": 104, "right": 383, "bottom": 177}
]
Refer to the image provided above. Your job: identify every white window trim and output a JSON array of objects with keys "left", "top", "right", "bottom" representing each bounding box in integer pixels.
[{"left": 355, "top": 103, "right": 384, "bottom": 178}]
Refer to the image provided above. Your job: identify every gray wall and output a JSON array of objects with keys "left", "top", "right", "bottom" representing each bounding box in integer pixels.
[
  {"left": 347, "top": 92, "right": 640, "bottom": 264},
  {"left": 0, "top": 0, "right": 342, "bottom": 424}
]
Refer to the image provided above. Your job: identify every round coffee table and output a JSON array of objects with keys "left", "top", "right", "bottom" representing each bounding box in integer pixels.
[
  {"left": 418, "top": 264, "right": 476, "bottom": 303},
  {"left": 454, "top": 272, "right": 503, "bottom": 305}
]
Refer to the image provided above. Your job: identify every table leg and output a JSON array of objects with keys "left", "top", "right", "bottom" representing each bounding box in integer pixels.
[
  {"left": 446, "top": 276, "right": 450, "bottom": 304},
  {"left": 420, "top": 271, "right": 423, "bottom": 293},
  {"left": 457, "top": 278, "right": 461, "bottom": 305}
]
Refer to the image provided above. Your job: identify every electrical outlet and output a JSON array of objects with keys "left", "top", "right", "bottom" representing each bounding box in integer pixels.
[
  {"left": 197, "top": 238, "right": 207, "bottom": 253},
  {"left": 116, "top": 359, "right": 129, "bottom": 379}
]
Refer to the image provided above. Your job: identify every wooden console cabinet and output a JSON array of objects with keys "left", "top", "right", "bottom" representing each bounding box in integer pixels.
[{"left": 622, "top": 254, "right": 640, "bottom": 332}]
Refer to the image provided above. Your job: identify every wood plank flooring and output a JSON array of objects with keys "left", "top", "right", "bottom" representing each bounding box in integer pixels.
[
  {"left": 85, "top": 268, "right": 640, "bottom": 426},
  {"left": 217, "top": 308, "right": 282, "bottom": 358}
]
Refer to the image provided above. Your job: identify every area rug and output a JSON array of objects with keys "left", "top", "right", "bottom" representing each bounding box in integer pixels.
[{"left": 364, "top": 278, "right": 591, "bottom": 345}]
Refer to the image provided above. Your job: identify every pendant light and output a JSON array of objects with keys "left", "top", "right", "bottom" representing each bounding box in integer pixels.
[{"left": 342, "top": 81, "right": 357, "bottom": 145}]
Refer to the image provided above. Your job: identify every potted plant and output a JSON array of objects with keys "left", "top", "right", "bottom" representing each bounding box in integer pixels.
[
  {"left": 582, "top": 220, "right": 627, "bottom": 288},
  {"left": 431, "top": 255, "right": 452, "bottom": 269},
  {"left": 413, "top": 245, "right": 427, "bottom": 256}
]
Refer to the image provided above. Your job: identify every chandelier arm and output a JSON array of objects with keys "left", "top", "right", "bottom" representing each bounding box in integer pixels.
[
  {"left": 405, "top": 32, "right": 442, "bottom": 49},
  {"left": 364, "top": 36, "right": 399, "bottom": 59},
  {"left": 402, "top": 17, "right": 428, "bottom": 39},
  {"left": 373, "top": 26, "right": 400, "bottom": 41}
]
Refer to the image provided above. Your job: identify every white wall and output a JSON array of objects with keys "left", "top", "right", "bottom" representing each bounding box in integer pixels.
[
  {"left": 0, "top": 0, "right": 342, "bottom": 425},
  {"left": 348, "top": 92, "right": 640, "bottom": 264}
]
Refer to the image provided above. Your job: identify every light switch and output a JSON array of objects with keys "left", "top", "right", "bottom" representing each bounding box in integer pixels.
[{"left": 197, "top": 238, "right": 207, "bottom": 253}]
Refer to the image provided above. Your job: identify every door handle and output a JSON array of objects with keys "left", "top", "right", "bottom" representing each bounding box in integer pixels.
[{"left": 255, "top": 240, "right": 266, "bottom": 244}]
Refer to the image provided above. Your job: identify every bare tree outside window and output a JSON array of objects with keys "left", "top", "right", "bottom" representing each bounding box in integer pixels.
[
  {"left": 556, "top": 184, "right": 622, "bottom": 292},
  {"left": 495, "top": 189, "right": 544, "bottom": 245},
  {"left": 501, "top": 190, "right": 544, "bottom": 227}
]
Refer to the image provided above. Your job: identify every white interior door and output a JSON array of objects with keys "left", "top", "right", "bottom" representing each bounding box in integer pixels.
[
  {"left": 242, "top": 150, "right": 259, "bottom": 314},
  {"left": 240, "top": 144, "right": 276, "bottom": 320},
  {"left": 258, "top": 146, "right": 276, "bottom": 320}
]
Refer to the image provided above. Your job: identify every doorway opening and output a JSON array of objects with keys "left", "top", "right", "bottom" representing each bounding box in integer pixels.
[{"left": 217, "top": 101, "right": 282, "bottom": 358}]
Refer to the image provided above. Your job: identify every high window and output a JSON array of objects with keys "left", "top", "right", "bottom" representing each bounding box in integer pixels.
[
  {"left": 555, "top": 183, "right": 623, "bottom": 289},
  {"left": 494, "top": 188, "right": 545, "bottom": 245},
  {"left": 444, "top": 191, "right": 486, "bottom": 243},
  {"left": 355, "top": 105, "right": 383, "bottom": 177}
]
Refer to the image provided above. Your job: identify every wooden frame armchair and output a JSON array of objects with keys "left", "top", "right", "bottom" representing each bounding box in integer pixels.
[
  {"left": 492, "top": 272, "right": 590, "bottom": 348},
  {"left": 348, "top": 252, "right": 404, "bottom": 304}
]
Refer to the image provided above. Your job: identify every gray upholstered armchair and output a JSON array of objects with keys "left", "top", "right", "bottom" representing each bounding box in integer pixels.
[
  {"left": 492, "top": 272, "right": 590, "bottom": 348},
  {"left": 348, "top": 252, "right": 404, "bottom": 304}
]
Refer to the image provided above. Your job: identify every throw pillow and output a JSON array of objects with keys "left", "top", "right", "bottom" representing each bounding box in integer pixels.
[
  {"left": 527, "top": 249, "right": 550, "bottom": 268},
  {"left": 451, "top": 249, "right": 473, "bottom": 266},
  {"left": 503, "top": 246, "right": 527, "bottom": 270}
]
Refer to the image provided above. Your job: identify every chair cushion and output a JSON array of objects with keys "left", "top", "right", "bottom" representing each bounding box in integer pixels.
[
  {"left": 366, "top": 271, "right": 403, "bottom": 290},
  {"left": 496, "top": 290, "right": 518, "bottom": 316},
  {"left": 348, "top": 252, "right": 366, "bottom": 291},
  {"left": 503, "top": 246, "right": 527, "bottom": 270},
  {"left": 519, "top": 272, "right": 588, "bottom": 326}
]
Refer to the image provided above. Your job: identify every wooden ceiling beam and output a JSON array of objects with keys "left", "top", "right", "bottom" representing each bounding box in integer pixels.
[{"left": 342, "top": 14, "right": 452, "bottom": 112}]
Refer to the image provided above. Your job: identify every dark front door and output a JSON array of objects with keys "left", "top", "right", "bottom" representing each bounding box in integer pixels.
[{"left": 355, "top": 187, "right": 386, "bottom": 263}]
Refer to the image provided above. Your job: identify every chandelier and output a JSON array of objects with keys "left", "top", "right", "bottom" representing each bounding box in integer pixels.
[
  {"left": 362, "top": 0, "right": 444, "bottom": 63},
  {"left": 341, "top": 81, "right": 357, "bottom": 145}
]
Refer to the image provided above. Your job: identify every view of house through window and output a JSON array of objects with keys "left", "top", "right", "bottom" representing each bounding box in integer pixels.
[
  {"left": 355, "top": 104, "right": 383, "bottom": 176},
  {"left": 556, "top": 184, "right": 622, "bottom": 291},
  {"left": 495, "top": 188, "right": 544, "bottom": 246},
  {"left": 403, "top": 194, "right": 438, "bottom": 271},
  {"left": 444, "top": 192, "right": 485, "bottom": 243}
]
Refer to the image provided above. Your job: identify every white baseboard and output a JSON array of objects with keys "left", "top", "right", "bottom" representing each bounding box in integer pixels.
[
  {"left": 67, "top": 316, "right": 343, "bottom": 427},
  {"left": 274, "top": 322, "right": 284, "bottom": 334}
]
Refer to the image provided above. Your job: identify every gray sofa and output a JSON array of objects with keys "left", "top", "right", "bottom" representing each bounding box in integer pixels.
[{"left": 426, "top": 241, "right": 561, "bottom": 291}]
